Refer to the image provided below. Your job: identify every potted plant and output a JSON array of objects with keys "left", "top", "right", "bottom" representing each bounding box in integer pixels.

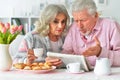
[{"left": 0, "top": 22, "right": 23, "bottom": 71}]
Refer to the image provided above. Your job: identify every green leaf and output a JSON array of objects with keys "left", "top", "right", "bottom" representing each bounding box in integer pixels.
[{"left": 0, "top": 37, "right": 4, "bottom": 44}]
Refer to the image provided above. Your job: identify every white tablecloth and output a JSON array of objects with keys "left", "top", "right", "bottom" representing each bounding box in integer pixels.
[{"left": 0, "top": 67, "right": 120, "bottom": 80}]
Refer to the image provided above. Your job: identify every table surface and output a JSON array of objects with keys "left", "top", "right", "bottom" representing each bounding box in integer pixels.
[{"left": 0, "top": 67, "right": 120, "bottom": 80}]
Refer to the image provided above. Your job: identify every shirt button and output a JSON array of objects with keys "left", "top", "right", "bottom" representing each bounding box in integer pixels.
[{"left": 81, "top": 44, "right": 85, "bottom": 47}]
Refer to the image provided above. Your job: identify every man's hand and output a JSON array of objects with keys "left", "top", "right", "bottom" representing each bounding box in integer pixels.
[
  {"left": 45, "top": 57, "right": 62, "bottom": 67},
  {"left": 83, "top": 36, "right": 102, "bottom": 57}
]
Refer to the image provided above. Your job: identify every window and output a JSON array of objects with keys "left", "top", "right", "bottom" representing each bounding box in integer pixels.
[{"left": 97, "top": 0, "right": 107, "bottom": 6}]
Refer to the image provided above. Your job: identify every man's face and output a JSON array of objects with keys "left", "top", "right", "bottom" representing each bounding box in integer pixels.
[{"left": 72, "top": 9, "right": 98, "bottom": 36}]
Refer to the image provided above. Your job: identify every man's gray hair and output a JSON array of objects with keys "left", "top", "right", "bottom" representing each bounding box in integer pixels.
[
  {"left": 34, "top": 4, "right": 70, "bottom": 36},
  {"left": 72, "top": 0, "right": 97, "bottom": 15}
]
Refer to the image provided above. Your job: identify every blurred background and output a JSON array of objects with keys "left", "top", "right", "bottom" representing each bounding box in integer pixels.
[{"left": 0, "top": 0, "right": 119, "bottom": 34}]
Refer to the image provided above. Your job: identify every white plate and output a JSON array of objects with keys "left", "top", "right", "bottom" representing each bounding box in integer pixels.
[
  {"left": 66, "top": 70, "right": 85, "bottom": 74},
  {"left": 15, "top": 66, "right": 56, "bottom": 74}
]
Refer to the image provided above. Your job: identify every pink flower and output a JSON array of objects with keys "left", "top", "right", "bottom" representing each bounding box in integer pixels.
[
  {"left": 10, "top": 25, "right": 18, "bottom": 34},
  {"left": 0, "top": 22, "right": 23, "bottom": 44},
  {"left": 14, "top": 26, "right": 18, "bottom": 31},
  {"left": 0, "top": 22, "right": 4, "bottom": 31},
  {"left": 5, "top": 23, "right": 10, "bottom": 30},
  {"left": 1, "top": 27, "right": 7, "bottom": 34},
  {"left": 0, "top": 22, "right": 5, "bottom": 27},
  {"left": 18, "top": 25, "right": 23, "bottom": 31},
  {"left": 10, "top": 27, "right": 16, "bottom": 34}
]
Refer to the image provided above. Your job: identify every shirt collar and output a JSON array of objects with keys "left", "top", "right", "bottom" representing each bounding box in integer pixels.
[{"left": 93, "top": 18, "right": 102, "bottom": 32}]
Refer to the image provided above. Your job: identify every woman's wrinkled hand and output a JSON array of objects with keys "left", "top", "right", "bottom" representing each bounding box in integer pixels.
[
  {"left": 27, "top": 49, "right": 37, "bottom": 64},
  {"left": 45, "top": 57, "right": 62, "bottom": 67}
]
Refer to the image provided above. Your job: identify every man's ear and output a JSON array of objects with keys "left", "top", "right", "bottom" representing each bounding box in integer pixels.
[
  {"left": 92, "top": 12, "right": 98, "bottom": 18},
  {"left": 95, "top": 12, "right": 99, "bottom": 18}
]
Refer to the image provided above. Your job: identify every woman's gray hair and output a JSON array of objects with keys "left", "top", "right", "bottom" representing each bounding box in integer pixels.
[
  {"left": 34, "top": 4, "right": 70, "bottom": 36},
  {"left": 72, "top": 0, "right": 97, "bottom": 15}
]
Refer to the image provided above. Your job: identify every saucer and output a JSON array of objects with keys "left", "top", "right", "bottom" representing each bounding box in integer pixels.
[{"left": 66, "top": 70, "right": 85, "bottom": 74}]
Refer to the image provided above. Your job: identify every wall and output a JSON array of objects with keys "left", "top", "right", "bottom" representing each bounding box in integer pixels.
[
  {"left": 0, "top": 0, "right": 66, "bottom": 17},
  {"left": 0, "top": 0, "right": 120, "bottom": 23},
  {"left": 102, "top": 0, "right": 120, "bottom": 23},
  {"left": 0, "top": 0, "right": 47, "bottom": 17},
  {"left": 94, "top": 0, "right": 120, "bottom": 23}
]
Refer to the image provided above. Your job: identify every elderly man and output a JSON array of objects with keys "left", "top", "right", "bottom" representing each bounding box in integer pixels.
[{"left": 62, "top": 0, "right": 120, "bottom": 66}]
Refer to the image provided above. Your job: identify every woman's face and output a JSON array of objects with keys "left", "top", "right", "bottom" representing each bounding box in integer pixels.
[{"left": 49, "top": 13, "right": 67, "bottom": 36}]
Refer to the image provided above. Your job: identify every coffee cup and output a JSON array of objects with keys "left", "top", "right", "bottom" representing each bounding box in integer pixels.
[
  {"left": 66, "top": 62, "right": 84, "bottom": 73},
  {"left": 94, "top": 58, "right": 111, "bottom": 75},
  {"left": 33, "top": 48, "right": 43, "bottom": 57}
]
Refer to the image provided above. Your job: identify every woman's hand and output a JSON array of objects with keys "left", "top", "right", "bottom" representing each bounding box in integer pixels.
[
  {"left": 45, "top": 57, "right": 62, "bottom": 67},
  {"left": 27, "top": 49, "right": 37, "bottom": 64}
]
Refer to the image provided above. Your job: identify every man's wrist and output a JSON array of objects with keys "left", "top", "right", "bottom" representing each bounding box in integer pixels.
[{"left": 97, "top": 46, "right": 102, "bottom": 57}]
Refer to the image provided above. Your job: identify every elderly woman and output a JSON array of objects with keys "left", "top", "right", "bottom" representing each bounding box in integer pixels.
[{"left": 14, "top": 4, "right": 70, "bottom": 66}]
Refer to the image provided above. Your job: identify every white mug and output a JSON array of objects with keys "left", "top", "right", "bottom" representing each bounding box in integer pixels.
[
  {"left": 94, "top": 58, "right": 111, "bottom": 75},
  {"left": 66, "top": 62, "right": 82, "bottom": 73},
  {"left": 33, "top": 48, "right": 43, "bottom": 57}
]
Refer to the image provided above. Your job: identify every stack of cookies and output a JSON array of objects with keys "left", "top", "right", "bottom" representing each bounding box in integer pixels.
[{"left": 13, "top": 62, "right": 53, "bottom": 70}]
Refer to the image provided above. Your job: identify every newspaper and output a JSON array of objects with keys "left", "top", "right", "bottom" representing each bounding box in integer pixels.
[{"left": 47, "top": 52, "right": 93, "bottom": 72}]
